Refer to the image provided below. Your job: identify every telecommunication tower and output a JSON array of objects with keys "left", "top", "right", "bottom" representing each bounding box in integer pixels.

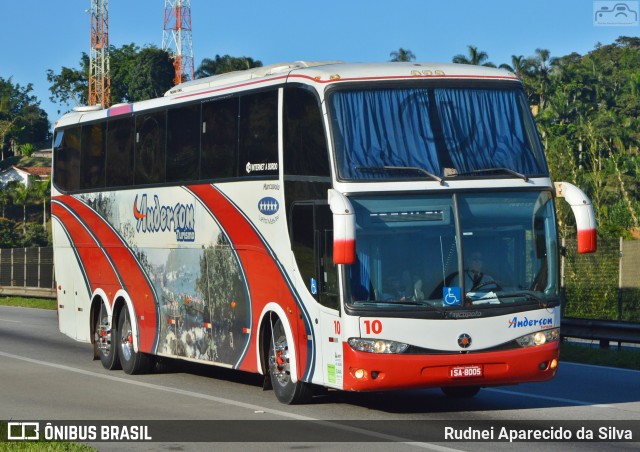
[
  {"left": 162, "top": 0, "right": 195, "bottom": 85},
  {"left": 88, "top": 0, "right": 111, "bottom": 108}
]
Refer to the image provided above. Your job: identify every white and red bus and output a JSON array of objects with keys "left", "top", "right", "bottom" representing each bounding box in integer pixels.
[{"left": 52, "top": 61, "right": 596, "bottom": 404}]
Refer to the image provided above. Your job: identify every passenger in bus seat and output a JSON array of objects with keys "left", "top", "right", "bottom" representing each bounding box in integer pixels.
[{"left": 383, "top": 270, "right": 424, "bottom": 301}]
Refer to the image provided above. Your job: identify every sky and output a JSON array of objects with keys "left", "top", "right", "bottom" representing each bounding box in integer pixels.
[{"left": 1, "top": 0, "right": 638, "bottom": 127}]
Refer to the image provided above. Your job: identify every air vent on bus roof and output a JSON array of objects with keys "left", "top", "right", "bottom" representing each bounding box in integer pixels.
[
  {"left": 164, "top": 60, "right": 342, "bottom": 97},
  {"left": 73, "top": 105, "right": 104, "bottom": 112}
]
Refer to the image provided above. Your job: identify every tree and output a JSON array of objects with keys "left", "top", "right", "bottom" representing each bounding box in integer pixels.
[
  {"left": 47, "top": 44, "right": 175, "bottom": 112},
  {"left": 194, "top": 54, "right": 263, "bottom": 79},
  {"left": 499, "top": 55, "right": 533, "bottom": 78},
  {"left": 8, "top": 182, "right": 31, "bottom": 236},
  {"left": 46, "top": 59, "right": 89, "bottom": 110},
  {"left": 31, "top": 177, "right": 50, "bottom": 228},
  {"left": 0, "top": 77, "right": 49, "bottom": 158},
  {"left": 126, "top": 47, "right": 175, "bottom": 100},
  {"left": 389, "top": 48, "right": 416, "bottom": 62},
  {"left": 0, "top": 188, "right": 10, "bottom": 218},
  {"left": 452, "top": 45, "right": 495, "bottom": 67}
]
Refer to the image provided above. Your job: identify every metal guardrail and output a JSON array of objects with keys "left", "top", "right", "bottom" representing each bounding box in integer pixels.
[{"left": 561, "top": 317, "right": 640, "bottom": 346}]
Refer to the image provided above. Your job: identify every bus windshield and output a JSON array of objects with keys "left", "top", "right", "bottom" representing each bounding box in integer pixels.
[
  {"left": 329, "top": 84, "right": 548, "bottom": 180},
  {"left": 347, "top": 191, "right": 558, "bottom": 310}
]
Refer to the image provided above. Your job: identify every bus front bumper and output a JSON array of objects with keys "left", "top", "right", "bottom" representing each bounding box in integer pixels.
[{"left": 341, "top": 342, "right": 559, "bottom": 392}]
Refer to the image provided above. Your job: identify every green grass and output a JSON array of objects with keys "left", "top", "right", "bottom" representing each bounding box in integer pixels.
[
  {"left": 0, "top": 297, "right": 56, "bottom": 310},
  {"left": 560, "top": 341, "right": 640, "bottom": 371},
  {"left": 0, "top": 423, "right": 95, "bottom": 451}
]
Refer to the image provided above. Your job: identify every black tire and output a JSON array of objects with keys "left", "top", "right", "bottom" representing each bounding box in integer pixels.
[
  {"left": 117, "top": 307, "right": 154, "bottom": 375},
  {"left": 268, "top": 318, "right": 313, "bottom": 404},
  {"left": 441, "top": 386, "right": 481, "bottom": 398},
  {"left": 95, "top": 303, "right": 121, "bottom": 370}
]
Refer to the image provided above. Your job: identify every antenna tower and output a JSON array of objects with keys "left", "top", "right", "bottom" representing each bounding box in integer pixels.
[
  {"left": 88, "top": 0, "right": 111, "bottom": 108},
  {"left": 162, "top": 0, "right": 195, "bottom": 85}
]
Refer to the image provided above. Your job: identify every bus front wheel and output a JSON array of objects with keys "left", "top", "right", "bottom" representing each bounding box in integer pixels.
[{"left": 268, "top": 318, "right": 313, "bottom": 404}]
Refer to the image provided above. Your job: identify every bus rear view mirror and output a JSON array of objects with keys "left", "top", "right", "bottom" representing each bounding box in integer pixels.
[
  {"left": 328, "top": 189, "right": 356, "bottom": 265},
  {"left": 554, "top": 182, "right": 597, "bottom": 254}
]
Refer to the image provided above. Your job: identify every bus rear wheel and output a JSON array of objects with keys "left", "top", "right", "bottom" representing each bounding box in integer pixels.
[
  {"left": 117, "top": 307, "right": 154, "bottom": 375},
  {"left": 95, "top": 303, "right": 121, "bottom": 370},
  {"left": 268, "top": 318, "right": 313, "bottom": 404},
  {"left": 441, "top": 386, "right": 481, "bottom": 398}
]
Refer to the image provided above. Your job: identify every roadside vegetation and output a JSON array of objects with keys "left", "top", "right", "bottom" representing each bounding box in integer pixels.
[
  {"left": 560, "top": 341, "right": 640, "bottom": 371},
  {"left": 0, "top": 296, "right": 55, "bottom": 310}
]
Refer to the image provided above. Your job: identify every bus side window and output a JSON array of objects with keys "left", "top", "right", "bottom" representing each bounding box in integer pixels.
[
  {"left": 53, "top": 127, "right": 81, "bottom": 191},
  {"left": 135, "top": 110, "right": 166, "bottom": 185},
  {"left": 167, "top": 104, "right": 200, "bottom": 182},
  {"left": 283, "top": 87, "right": 330, "bottom": 177},
  {"left": 316, "top": 204, "right": 338, "bottom": 310},
  {"left": 201, "top": 97, "right": 239, "bottom": 179},
  {"left": 81, "top": 122, "right": 106, "bottom": 190},
  {"left": 105, "top": 117, "right": 134, "bottom": 187},
  {"left": 290, "top": 203, "right": 339, "bottom": 310},
  {"left": 291, "top": 203, "right": 316, "bottom": 298},
  {"left": 239, "top": 91, "right": 278, "bottom": 177}
]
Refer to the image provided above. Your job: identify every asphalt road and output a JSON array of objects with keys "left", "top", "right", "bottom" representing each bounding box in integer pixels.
[{"left": 1, "top": 305, "right": 639, "bottom": 451}]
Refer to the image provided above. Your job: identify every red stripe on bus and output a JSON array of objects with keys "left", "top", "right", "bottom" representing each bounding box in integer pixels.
[
  {"left": 188, "top": 184, "right": 309, "bottom": 376},
  {"left": 52, "top": 202, "right": 122, "bottom": 297},
  {"left": 55, "top": 195, "right": 158, "bottom": 353}
]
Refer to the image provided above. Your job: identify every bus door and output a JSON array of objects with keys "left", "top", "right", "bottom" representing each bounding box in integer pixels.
[
  {"left": 290, "top": 202, "right": 342, "bottom": 387},
  {"left": 52, "top": 234, "right": 88, "bottom": 340}
]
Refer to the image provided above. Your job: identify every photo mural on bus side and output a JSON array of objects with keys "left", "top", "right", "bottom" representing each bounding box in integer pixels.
[{"left": 81, "top": 192, "right": 250, "bottom": 367}]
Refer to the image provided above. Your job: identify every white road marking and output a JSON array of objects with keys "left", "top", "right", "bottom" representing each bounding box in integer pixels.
[
  {"left": 485, "top": 388, "right": 615, "bottom": 408},
  {"left": 0, "top": 318, "right": 21, "bottom": 323},
  {"left": 0, "top": 350, "right": 461, "bottom": 451}
]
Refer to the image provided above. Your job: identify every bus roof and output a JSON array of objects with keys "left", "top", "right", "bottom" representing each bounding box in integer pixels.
[
  {"left": 54, "top": 61, "right": 518, "bottom": 128},
  {"left": 167, "top": 61, "right": 518, "bottom": 97}
]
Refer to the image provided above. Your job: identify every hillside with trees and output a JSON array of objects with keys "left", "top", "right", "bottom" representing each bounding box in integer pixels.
[{"left": 509, "top": 37, "right": 640, "bottom": 239}]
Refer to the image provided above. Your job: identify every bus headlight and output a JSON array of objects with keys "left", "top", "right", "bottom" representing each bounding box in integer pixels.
[
  {"left": 348, "top": 338, "right": 409, "bottom": 354},
  {"left": 515, "top": 328, "right": 559, "bottom": 347}
]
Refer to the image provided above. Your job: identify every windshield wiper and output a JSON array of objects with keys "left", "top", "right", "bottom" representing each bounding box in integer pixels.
[
  {"left": 355, "top": 165, "right": 446, "bottom": 185},
  {"left": 496, "top": 291, "right": 551, "bottom": 307},
  {"left": 455, "top": 167, "right": 529, "bottom": 182}
]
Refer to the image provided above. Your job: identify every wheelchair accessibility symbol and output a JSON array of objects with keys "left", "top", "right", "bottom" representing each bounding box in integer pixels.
[{"left": 443, "top": 287, "right": 461, "bottom": 306}]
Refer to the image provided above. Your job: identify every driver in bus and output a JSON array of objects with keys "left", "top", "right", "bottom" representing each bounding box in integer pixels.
[
  {"left": 449, "top": 250, "right": 499, "bottom": 294},
  {"left": 462, "top": 251, "right": 498, "bottom": 292}
]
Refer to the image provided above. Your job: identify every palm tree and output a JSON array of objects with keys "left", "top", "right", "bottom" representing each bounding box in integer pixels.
[
  {"left": 452, "top": 45, "right": 495, "bottom": 67},
  {"left": 31, "top": 176, "right": 50, "bottom": 228},
  {"left": 499, "top": 55, "right": 532, "bottom": 78},
  {"left": 10, "top": 182, "right": 31, "bottom": 235},
  {"left": 195, "top": 55, "right": 263, "bottom": 79},
  {"left": 389, "top": 48, "right": 416, "bottom": 62},
  {"left": 0, "top": 188, "right": 9, "bottom": 217}
]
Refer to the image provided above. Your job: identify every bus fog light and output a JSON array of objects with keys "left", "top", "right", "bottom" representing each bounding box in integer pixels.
[
  {"left": 354, "top": 368, "right": 366, "bottom": 379},
  {"left": 550, "top": 359, "right": 558, "bottom": 369}
]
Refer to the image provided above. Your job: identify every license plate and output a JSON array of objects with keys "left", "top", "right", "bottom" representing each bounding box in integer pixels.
[{"left": 449, "top": 365, "right": 483, "bottom": 378}]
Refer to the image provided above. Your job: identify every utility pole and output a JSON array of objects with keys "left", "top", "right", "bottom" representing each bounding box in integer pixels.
[
  {"left": 162, "top": 0, "right": 195, "bottom": 85},
  {"left": 88, "top": 0, "right": 111, "bottom": 108}
]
